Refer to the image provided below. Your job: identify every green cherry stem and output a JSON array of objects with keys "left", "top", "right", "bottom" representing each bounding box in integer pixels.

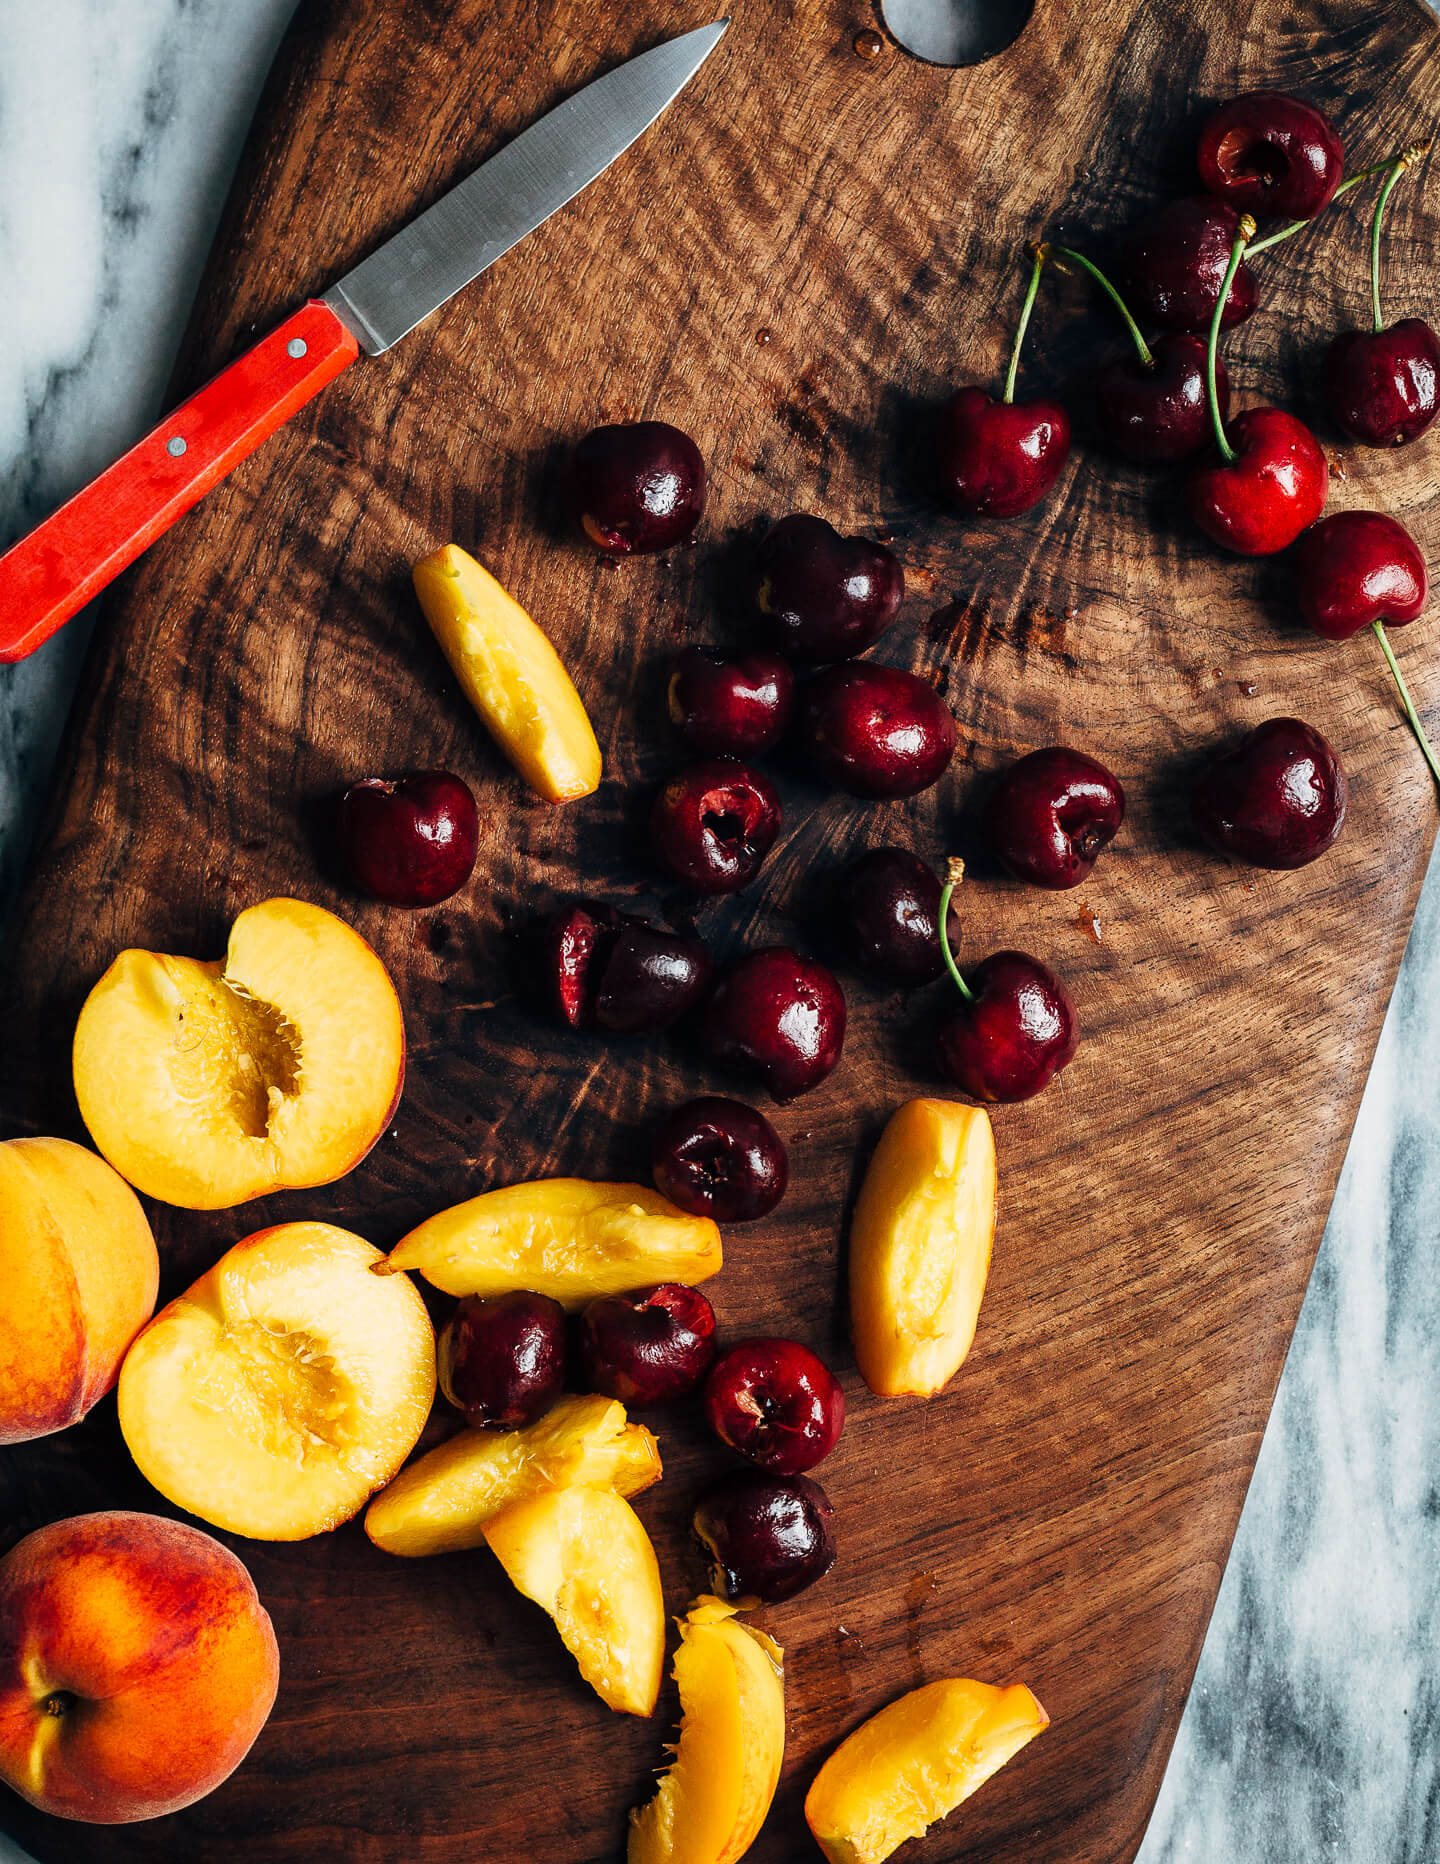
[
  {"left": 1371, "top": 621, "right": 1440, "bottom": 790},
  {"left": 1368, "top": 145, "right": 1427, "bottom": 333},
  {"left": 1004, "top": 245, "right": 1049, "bottom": 406},
  {"left": 1051, "top": 246, "right": 1154, "bottom": 368},
  {"left": 937, "top": 859, "right": 974, "bottom": 1004},
  {"left": 1206, "top": 213, "right": 1255, "bottom": 464},
  {"left": 1247, "top": 139, "right": 1433, "bottom": 255}
]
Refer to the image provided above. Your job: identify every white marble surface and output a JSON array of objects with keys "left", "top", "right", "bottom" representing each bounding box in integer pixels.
[{"left": 1, "top": 5, "right": 1438, "bottom": 1860}]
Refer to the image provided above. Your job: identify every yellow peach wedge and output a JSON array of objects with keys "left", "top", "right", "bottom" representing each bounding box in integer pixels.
[
  {"left": 72, "top": 897, "right": 405, "bottom": 1210},
  {"left": 804, "top": 1676, "right": 1049, "bottom": 1864},
  {"left": 118, "top": 1222, "right": 435, "bottom": 1540},
  {"left": 413, "top": 543, "right": 601, "bottom": 804},
  {"left": 848, "top": 1098, "right": 996, "bottom": 1398},
  {"left": 629, "top": 1595, "right": 785, "bottom": 1864},
  {"left": 482, "top": 1484, "right": 664, "bottom": 1716},
  {"left": 364, "top": 1393, "right": 661, "bottom": 1557},
  {"left": 380, "top": 1179, "right": 721, "bottom": 1308}
]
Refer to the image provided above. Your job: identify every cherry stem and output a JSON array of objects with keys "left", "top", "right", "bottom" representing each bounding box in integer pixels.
[
  {"left": 1372, "top": 620, "right": 1440, "bottom": 791},
  {"left": 937, "top": 863, "right": 974, "bottom": 1004},
  {"left": 1051, "top": 246, "right": 1154, "bottom": 369},
  {"left": 1004, "top": 245, "right": 1048, "bottom": 405},
  {"left": 1247, "top": 140, "right": 1433, "bottom": 255},
  {"left": 1206, "top": 215, "right": 1255, "bottom": 464},
  {"left": 1368, "top": 147, "right": 1426, "bottom": 333}
]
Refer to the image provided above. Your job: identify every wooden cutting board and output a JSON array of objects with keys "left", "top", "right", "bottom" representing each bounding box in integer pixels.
[{"left": 3, "top": 0, "right": 1439, "bottom": 1858}]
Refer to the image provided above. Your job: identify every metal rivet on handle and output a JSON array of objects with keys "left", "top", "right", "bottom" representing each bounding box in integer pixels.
[
  {"left": 287, "top": 338, "right": 308, "bottom": 358},
  {"left": 166, "top": 437, "right": 187, "bottom": 457}
]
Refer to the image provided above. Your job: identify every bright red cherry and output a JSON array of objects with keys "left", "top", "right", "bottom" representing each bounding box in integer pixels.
[
  {"left": 704, "top": 1339, "right": 845, "bottom": 1473},
  {"left": 752, "top": 514, "right": 904, "bottom": 663},
  {"left": 567, "top": 420, "right": 705, "bottom": 556},
  {"left": 1191, "top": 717, "right": 1348, "bottom": 869},
  {"left": 1197, "top": 91, "right": 1344, "bottom": 220},
  {"left": 836, "top": 846, "right": 960, "bottom": 985},
  {"left": 667, "top": 647, "right": 795, "bottom": 756},
  {"left": 700, "top": 948, "right": 846, "bottom": 1102},
  {"left": 936, "top": 950, "right": 1079, "bottom": 1103},
  {"left": 1097, "top": 333, "right": 1230, "bottom": 463},
  {"left": 1294, "top": 512, "right": 1428, "bottom": 640},
  {"left": 693, "top": 1470, "right": 837, "bottom": 1603},
  {"left": 336, "top": 771, "right": 479, "bottom": 907},
  {"left": 578, "top": 1283, "right": 717, "bottom": 1408},
  {"left": 1121, "top": 198, "right": 1259, "bottom": 333},
  {"left": 651, "top": 1095, "right": 788, "bottom": 1222},
  {"left": 650, "top": 758, "right": 782, "bottom": 894},
  {"left": 986, "top": 747, "right": 1125, "bottom": 890},
  {"left": 795, "top": 663, "right": 956, "bottom": 799},
  {"left": 1187, "top": 406, "right": 1328, "bottom": 555},
  {"left": 541, "top": 899, "right": 712, "bottom": 1033},
  {"left": 439, "top": 1292, "right": 567, "bottom": 1430}
]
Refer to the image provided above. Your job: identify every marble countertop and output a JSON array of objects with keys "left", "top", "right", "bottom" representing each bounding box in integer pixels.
[{"left": 2, "top": 4, "right": 1438, "bottom": 1859}]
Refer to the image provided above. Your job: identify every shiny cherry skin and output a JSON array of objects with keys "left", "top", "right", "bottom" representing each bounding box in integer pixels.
[
  {"left": 693, "top": 1469, "right": 837, "bottom": 1604},
  {"left": 986, "top": 747, "right": 1126, "bottom": 890},
  {"left": 1324, "top": 320, "right": 1440, "bottom": 448},
  {"left": 337, "top": 771, "right": 479, "bottom": 907},
  {"left": 704, "top": 1338, "right": 845, "bottom": 1474},
  {"left": 439, "top": 1291, "right": 567, "bottom": 1430},
  {"left": 1196, "top": 91, "right": 1344, "bottom": 220},
  {"left": 667, "top": 647, "right": 796, "bottom": 756},
  {"left": 1191, "top": 717, "right": 1348, "bottom": 869},
  {"left": 935, "top": 386, "right": 1071, "bottom": 518},
  {"left": 651, "top": 1095, "right": 788, "bottom": 1222},
  {"left": 542, "top": 899, "right": 712, "bottom": 1033},
  {"left": 836, "top": 847, "right": 960, "bottom": 985},
  {"left": 578, "top": 1283, "right": 717, "bottom": 1408},
  {"left": 700, "top": 948, "right": 846, "bottom": 1102},
  {"left": 937, "top": 951, "right": 1079, "bottom": 1103},
  {"left": 1096, "top": 333, "right": 1229, "bottom": 464},
  {"left": 1294, "top": 511, "right": 1428, "bottom": 641},
  {"left": 567, "top": 420, "right": 706, "bottom": 556},
  {"left": 1121, "top": 198, "right": 1259, "bottom": 334},
  {"left": 1187, "top": 407, "right": 1328, "bottom": 556},
  {"left": 795, "top": 663, "right": 956, "bottom": 799},
  {"left": 650, "top": 758, "right": 782, "bottom": 893},
  {"left": 751, "top": 513, "right": 904, "bottom": 663}
]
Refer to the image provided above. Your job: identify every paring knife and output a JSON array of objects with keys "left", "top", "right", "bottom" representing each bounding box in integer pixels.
[{"left": 0, "top": 21, "right": 728, "bottom": 664}]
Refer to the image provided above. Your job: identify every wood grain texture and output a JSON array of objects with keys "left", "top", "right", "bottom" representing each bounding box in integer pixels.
[{"left": 3, "top": 0, "right": 1439, "bottom": 1859}]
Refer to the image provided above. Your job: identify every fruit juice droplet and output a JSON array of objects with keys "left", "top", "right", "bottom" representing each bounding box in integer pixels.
[
  {"left": 1065, "top": 604, "right": 1080, "bottom": 620},
  {"left": 1239, "top": 679, "right": 1258, "bottom": 696},
  {"left": 756, "top": 327, "right": 773, "bottom": 347},
  {"left": 1075, "top": 903, "right": 1103, "bottom": 943},
  {"left": 1332, "top": 455, "right": 1349, "bottom": 481},
  {"left": 853, "top": 28, "right": 885, "bottom": 58}
]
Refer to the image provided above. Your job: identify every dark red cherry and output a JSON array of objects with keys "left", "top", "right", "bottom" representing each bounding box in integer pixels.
[
  {"left": 1197, "top": 91, "right": 1344, "bottom": 220},
  {"left": 667, "top": 647, "right": 796, "bottom": 756},
  {"left": 1191, "top": 717, "right": 1347, "bottom": 869},
  {"left": 1324, "top": 321, "right": 1440, "bottom": 448},
  {"left": 578, "top": 1283, "right": 717, "bottom": 1408},
  {"left": 935, "top": 386, "right": 1071, "bottom": 518},
  {"left": 751, "top": 513, "right": 904, "bottom": 663},
  {"left": 704, "top": 1338, "right": 845, "bottom": 1474},
  {"left": 650, "top": 758, "right": 782, "bottom": 893},
  {"left": 1096, "top": 333, "right": 1229, "bottom": 464},
  {"left": 1187, "top": 407, "right": 1328, "bottom": 555},
  {"left": 336, "top": 771, "right": 479, "bottom": 907},
  {"left": 541, "top": 899, "right": 712, "bottom": 1033},
  {"left": 700, "top": 948, "right": 846, "bottom": 1102},
  {"left": 1294, "top": 511, "right": 1428, "bottom": 640},
  {"left": 567, "top": 420, "right": 705, "bottom": 556},
  {"left": 438, "top": 1292, "right": 567, "bottom": 1430},
  {"left": 651, "top": 1096, "right": 788, "bottom": 1222},
  {"left": 836, "top": 847, "right": 960, "bottom": 985},
  {"left": 937, "top": 951, "right": 1079, "bottom": 1103},
  {"left": 795, "top": 663, "right": 956, "bottom": 799},
  {"left": 693, "top": 1469, "right": 837, "bottom": 1604},
  {"left": 986, "top": 747, "right": 1126, "bottom": 890},
  {"left": 1121, "top": 198, "right": 1259, "bottom": 334}
]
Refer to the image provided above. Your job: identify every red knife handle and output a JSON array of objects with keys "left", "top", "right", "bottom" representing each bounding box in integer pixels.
[{"left": 0, "top": 300, "right": 360, "bottom": 663}]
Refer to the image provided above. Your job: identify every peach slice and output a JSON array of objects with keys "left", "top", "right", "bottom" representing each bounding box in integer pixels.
[
  {"left": 381, "top": 1179, "right": 722, "bottom": 1308},
  {"left": 118, "top": 1222, "right": 435, "bottom": 1540},
  {"left": 803, "top": 1676, "right": 1049, "bottom": 1864},
  {"left": 72, "top": 897, "right": 404, "bottom": 1210},
  {"left": 848, "top": 1098, "right": 996, "bottom": 1397},
  {"left": 0, "top": 1138, "right": 158, "bottom": 1445},
  {"left": 364, "top": 1393, "right": 661, "bottom": 1557},
  {"left": 628, "top": 1594, "right": 785, "bottom": 1864},
  {"left": 413, "top": 543, "right": 601, "bottom": 804},
  {"left": 482, "top": 1485, "right": 664, "bottom": 1716}
]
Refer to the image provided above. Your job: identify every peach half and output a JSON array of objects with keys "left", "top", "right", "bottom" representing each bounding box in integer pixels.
[
  {"left": 0, "top": 1511, "right": 278, "bottom": 1824},
  {"left": 482, "top": 1485, "right": 664, "bottom": 1716},
  {"left": 381, "top": 1179, "right": 722, "bottom": 1308},
  {"left": 629, "top": 1595, "right": 785, "bottom": 1864},
  {"left": 848, "top": 1098, "right": 996, "bottom": 1398},
  {"left": 365, "top": 1393, "right": 660, "bottom": 1557},
  {"left": 0, "top": 1138, "right": 158, "bottom": 1445},
  {"left": 72, "top": 897, "right": 405, "bottom": 1210},
  {"left": 118, "top": 1222, "right": 435, "bottom": 1540},
  {"left": 804, "top": 1677, "right": 1049, "bottom": 1864}
]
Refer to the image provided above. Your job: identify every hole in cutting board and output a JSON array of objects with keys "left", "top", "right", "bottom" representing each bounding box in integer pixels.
[{"left": 879, "top": 0, "right": 1035, "bottom": 65}]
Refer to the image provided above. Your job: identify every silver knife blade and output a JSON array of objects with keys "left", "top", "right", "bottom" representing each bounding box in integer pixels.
[{"left": 323, "top": 22, "right": 728, "bottom": 356}]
